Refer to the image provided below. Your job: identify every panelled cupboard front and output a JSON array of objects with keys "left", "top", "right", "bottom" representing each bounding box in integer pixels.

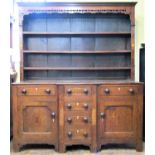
[
  {"left": 12, "top": 83, "right": 143, "bottom": 152},
  {"left": 12, "top": 2, "right": 143, "bottom": 153}
]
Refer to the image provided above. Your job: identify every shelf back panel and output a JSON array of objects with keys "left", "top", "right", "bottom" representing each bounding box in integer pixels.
[
  {"left": 23, "top": 13, "right": 131, "bottom": 33},
  {"left": 24, "top": 70, "right": 131, "bottom": 80},
  {"left": 24, "top": 53, "right": 131, "bottom": 68},
  {"left": 24, "top": 36, "right": 131, "bottom": 51}
]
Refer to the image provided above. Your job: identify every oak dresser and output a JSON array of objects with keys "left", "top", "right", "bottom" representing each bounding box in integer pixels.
[{"left": 12, "top": 2, "right": 143, "bottom": 152}]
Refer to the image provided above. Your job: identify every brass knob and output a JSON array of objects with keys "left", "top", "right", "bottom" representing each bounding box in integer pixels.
[
  {"left": 67, "top": 103, "right": 72, "bottom": 109},
  {"left": 104, "top": 88, "right": 110, "bottom": 94},
  {"left": 83, "top": 132, "right": 88, "bottom": 138},
  {"left": 129, "top": 88, "right": 134, "bottom": 94},
  {"left": 83, "top": 117, "right": 89, "bottom": 123},
  {"left": 83, "top": 103, "right": 88, "bottom": 109},
  {"left": 100, "top": 112, "right": 105, "bottom": 119},
  {"left": 83, "top": 88, "right": 89, "bottom": 94},
  {"left": 67, "top": 117, "right": 72, "bottom": 123},
  {"left": 67, "top": 131, "right": 72, "bottom": 138},
  {"left": 51, "top": 112, "right": 56, "bottom": 118},
  {"left": 21, "top": 89, "right": 27, "bottom": 94},
  {"left": 45, "top": 89, "right": 51, "bottom": 94},
  {"left": 67, "top": 89, "right": 72, "bottom": 94}
]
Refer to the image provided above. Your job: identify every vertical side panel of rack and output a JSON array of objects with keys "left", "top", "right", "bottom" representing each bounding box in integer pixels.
[
  {"left": 19, "top": 9, "right": 24, "bottom": 81},
  {"left": 130, "top": 5, "right": 136, "bottom": 80}
]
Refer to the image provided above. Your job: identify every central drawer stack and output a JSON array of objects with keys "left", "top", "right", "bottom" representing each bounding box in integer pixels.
[{"left": 59, "top": 85, "right": 97, "bottom": 152}]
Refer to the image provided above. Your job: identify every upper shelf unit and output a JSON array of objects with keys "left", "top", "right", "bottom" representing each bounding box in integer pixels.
[{"left": 19, "top": 2, "right": 135, "bottom": 81}]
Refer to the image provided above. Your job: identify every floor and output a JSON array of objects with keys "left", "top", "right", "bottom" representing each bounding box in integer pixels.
[{"left": 10, "top": 142, "right": 145, "bottom": 155}]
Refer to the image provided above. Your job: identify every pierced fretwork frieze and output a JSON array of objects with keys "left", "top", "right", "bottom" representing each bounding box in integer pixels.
[
  {"left": 20, "top": 9, "right": 129, "bottom": 15},
  {"left": 19, "top": 7, "right": 134, "bottom": 26}
]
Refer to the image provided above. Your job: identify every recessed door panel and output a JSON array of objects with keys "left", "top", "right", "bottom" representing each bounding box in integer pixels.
[
  {"left": 18, "top": 98, "right": 58, "bottom": 143},
  {"left": 104, "top": 105, "right": 133, "bottom": 132},
  {"left": 23, "top": 105, "right": 52, "bottom": 132},
  {"left": 98, "top": 97, "right": 136, "bottom": 140}
]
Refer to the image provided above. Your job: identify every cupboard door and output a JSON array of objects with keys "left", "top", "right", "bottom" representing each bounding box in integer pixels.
[
  {"left": 98, "top": 97, "right": 136, "bottom": 140},
  {"left": 18, "top": 98, "right": 57, "bottom": 144}
]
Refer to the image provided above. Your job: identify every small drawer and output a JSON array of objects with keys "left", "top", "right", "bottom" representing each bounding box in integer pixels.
[
  {"left": 64, "top": 101, "right": 91, "bottom": 111},
  {"left": 65, "top": 128, "right": 91, "bottom": 141},
  {"left": 64, "top": 85, "right": 92, "bottom": 96},
  {"left": 65, "top": 115, "right": 91, "bottom": 125},
  {"left": 18, "top": 85, "right": 56, "bottom": 96},
  {"left": 98, "top": 85, "right": 137, "bottom": 96}
]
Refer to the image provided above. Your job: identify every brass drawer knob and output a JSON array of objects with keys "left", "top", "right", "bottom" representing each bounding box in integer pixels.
[
  {"left": 100, "top": 112, "right": 105, "bottom": 119},
  {"left": 51, "top": 112, "right": 56, "bottom": 119},
  {"left": 67, "top": 117, "right": 72, "bottom": 123},
  {"left": 45, "top": 89, "right": 51, "bottom": 94},
  {"left": 21, "top": 89, "right": 27, "bottom": 94},
  {"left": 67, "top": 131, "right": 72, "bottom": 138},
  {"left": 67, "top": 89, "right": 72, "bottom": 94},
  {"left": 83, "top": 117, "right": 89, "bottom": 123},
  {"left": 104, "top": 88, "right": 110, "bottom": 94},
  {"left": 83, "top": 88, "right": 89, "bottom": 94},
  {"left": 83, "top": 103, "right": 89, "bottom": 109},
  {"left": 129, "top": 88, "right": 134, "bottom": 94},
  {"left": 67, "top": 103, "right": 72, "bottom": 109},
  {"left": 83, "top": 132, "right": 88, "bottom": 138}
]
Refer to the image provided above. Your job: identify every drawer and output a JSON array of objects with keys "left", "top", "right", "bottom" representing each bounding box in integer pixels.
[
  {"left": 65, "top": 115, "right": 91, "bottom": 125},
  {"left": 64, "top": 85, "right": 92, "bottom": 96},
  {"left": 64, "top": 101, "right": 92, "bottom": 111},
  {"left": 65, "top": 128, "right": 91, "bottom": 141},
  {"left": 17, "top": 85, "right": 56, "bottom": 96},
  {"left": 98, "top": 85, "right": 138, "bottom": 96}
]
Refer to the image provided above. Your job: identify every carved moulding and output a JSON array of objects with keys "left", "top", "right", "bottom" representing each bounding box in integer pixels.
[{"left": 19, "top": 7, "right": 134, "bottom": 26}]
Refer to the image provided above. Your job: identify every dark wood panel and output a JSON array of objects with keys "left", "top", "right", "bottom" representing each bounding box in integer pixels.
[
  {"left": 24, "top": 54, "right": 47, "bottom": 67},
  {"left": 24, "top": 70, "right": 130, "bottom": 80},
  {"left": 23, "top": 50, "right": 131, "bottom": 54},
  {"left": 95, "top": 14, "right": 130, "bottom": 32},
  {"left": 71, "top": 14, "right": 95, "bottom": 32},
  {"left": 24, "top": 36, "right": 130, "bottom": 51},
  {"left": 95, "top": 36, "right": 131, "bottom": 50},
  {"left": 23, "top": 32, "right": 131, "bottom": 35},
  {"left": 23, "top": 14, "right": 46, "bottom": 32},
  {"left": 24, "top": 36, "right": 47, "bottom": 50},
  {"left": 47, "top": 37, "right": 70, "bottom": 51},
  {"left": 24, "top": 67, "right": 131, "bottom": 70},
  {"left": 95, "top": 54, "right": 131, "bottom": 67},
  {"left": 47, "top": 55, "right": 72, "bottom": 67},
  {"left": 24, "top": 53, "right": 131, "bottom": 68},
  {"left": 47, "top": 14, "right": 70, "bottom": 32},
  {"left": 24, "top": 70, "right": 47, "bottom": 80},
  {"left": 23, "top": 13, "right": 130, "bottom": 33},
  {"left": 71, "top": 37, "right": 95, "bottom": 51}
]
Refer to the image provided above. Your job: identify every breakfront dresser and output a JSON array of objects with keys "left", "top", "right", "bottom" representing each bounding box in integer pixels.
[{"left": 12, "top": 2, "right": 144, "bottom": 152}]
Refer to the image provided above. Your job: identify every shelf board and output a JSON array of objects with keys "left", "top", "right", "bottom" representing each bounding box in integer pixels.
[
  {"left": 24, "top": 77, "right": 131, "bottom": 81},
  {"left": 23, "top": 50, "right": 131, "bottom": 54},
  {"left": 24, "top": 67, "right": 131, "bottom": 71},
  {"left": 23, "top": 32, "right": 131, "bottom": 36}
]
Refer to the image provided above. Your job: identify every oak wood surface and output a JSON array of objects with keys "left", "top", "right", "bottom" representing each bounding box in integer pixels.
[{"left": 12, "top": 2, "right": 143, "bottom": 153}]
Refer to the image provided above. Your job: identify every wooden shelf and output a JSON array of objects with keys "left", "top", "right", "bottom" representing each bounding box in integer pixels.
[
  {"left": 23, "top": 32, "right": 131, "bottom": 36},
  {"left": 21, "top": 10, "right": 133, "bottom": 81},
  {"left": 24, "top": 67, "right": 131, "bottom": 71},
  {"left": 23, "top": 50, "right": 131, "bottom": 54}
]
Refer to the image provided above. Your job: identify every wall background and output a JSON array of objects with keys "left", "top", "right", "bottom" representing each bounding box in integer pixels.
[{"left": 12, "top": 0, "right": 144, "bottom": 81}]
